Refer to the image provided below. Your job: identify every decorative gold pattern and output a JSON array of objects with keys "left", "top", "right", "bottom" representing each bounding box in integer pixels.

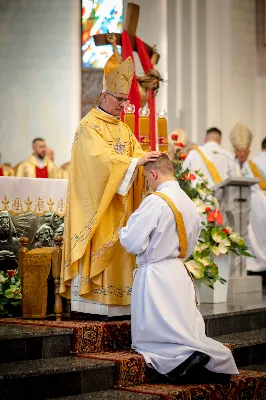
[{"left": 0, "top": 195, "right": 66, "bottom": 216}]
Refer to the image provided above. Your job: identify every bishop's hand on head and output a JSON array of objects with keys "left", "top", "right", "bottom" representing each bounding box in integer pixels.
[{"left": 137, "top": 151, "right": 161, "bottom": 167}]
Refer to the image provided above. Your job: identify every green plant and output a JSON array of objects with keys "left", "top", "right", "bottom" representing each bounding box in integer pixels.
[
  {"left": 0, "top": 269, "right": 22, "bottom": 317},
  {"left": 173, "top": 148, "right": 253, "bottom": 289}
]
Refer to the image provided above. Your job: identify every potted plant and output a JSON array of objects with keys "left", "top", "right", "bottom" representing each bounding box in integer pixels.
[
  {"left": 172, "top": 138, "right": 253, "bottom": 303},
  {"left": 0, "top": 269, "right": 22, "bottom": 317}
]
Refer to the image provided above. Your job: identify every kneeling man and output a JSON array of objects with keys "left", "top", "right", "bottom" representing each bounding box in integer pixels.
[{"left": 119, "top": 154, "right": 238, "bottom": 384}]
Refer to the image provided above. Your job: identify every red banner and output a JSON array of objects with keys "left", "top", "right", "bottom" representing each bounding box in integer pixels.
[{"left": 121, "top": 31, "right": 156, "bottom": 150}]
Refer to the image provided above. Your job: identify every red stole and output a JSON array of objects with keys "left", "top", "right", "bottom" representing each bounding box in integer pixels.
[
  {"left": 0, "top": 167, "right": 3, "bottom": 176},
  {"left": 121, "top": 31, "right": 156, "bottom": 150},
  {"left": 35, "top": 166, "right": 48, "bottom": 178}
]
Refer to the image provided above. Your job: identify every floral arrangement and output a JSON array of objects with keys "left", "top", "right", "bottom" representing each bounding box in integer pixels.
[
  {"left": 0, "top": 269, "right": 22, "bottom": 317},
  {"left": 171, "top": 134, "right": 253, "bottom": 289}
]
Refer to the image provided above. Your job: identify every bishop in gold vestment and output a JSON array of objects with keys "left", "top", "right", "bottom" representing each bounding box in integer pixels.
[{"left": 60, "top": 54, "right": 160, "bottom": 316}]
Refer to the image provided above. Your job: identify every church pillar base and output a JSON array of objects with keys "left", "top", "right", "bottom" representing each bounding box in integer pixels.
[{"left": 228, "top": 276, "right": 262, "bottom": 295}]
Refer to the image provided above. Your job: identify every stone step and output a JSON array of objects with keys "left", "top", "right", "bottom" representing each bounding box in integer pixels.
[
  {"left": 203, "top": 307, "right": 266, "bottom": 336},
  {"left": 53, "top": 390, "right": 161, "bottom": 399},
  {"left": 119, "top": 369, "right": 266, "bottom": 399},
  {"left": 79, "top": 329, "right": 266, "bottom": 387},
  {"left": 0, "top": 356, "right": 115, "bottom": 400},
  {"left": 0, "top": 324, "right": 73, "bottom": 363},
  {"left": 1, "top": 307, "right": 265, "bottom": 354},
  {"left": 213, "top": 328, "right": 266, "bottom": 367}
]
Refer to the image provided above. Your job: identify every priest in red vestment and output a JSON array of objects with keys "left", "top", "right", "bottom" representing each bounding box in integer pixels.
[{"left": 16, "top": 138, "right": 58, "bottom": 178}]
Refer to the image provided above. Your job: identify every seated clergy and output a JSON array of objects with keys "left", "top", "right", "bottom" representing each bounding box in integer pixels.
[
  {"left": 119, "top": 154, "right": 238, "bottom": 384},
  {"left": 252, "top": 137, "right": 266, "bottom": 180},
  {"left": 183, "top": 127, "right": 237, "bottom": 187},
  {"left": 16, "top": 138, "right": 58, "bottom": 178},
  {"left": 0, "top": 163, "right": 14, "bottom": 177},
  {"left": 0, "top": 153, "right": 14, "bottom": 176}
]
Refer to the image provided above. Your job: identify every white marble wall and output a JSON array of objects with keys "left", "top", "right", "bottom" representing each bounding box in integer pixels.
[{"left": 0, "top": 0, "right": 81, "bottom": 166}]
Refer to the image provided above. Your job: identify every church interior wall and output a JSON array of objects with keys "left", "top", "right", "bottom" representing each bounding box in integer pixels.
[{"left": 0, "top": 0, "right": 81, "bottom": 166}]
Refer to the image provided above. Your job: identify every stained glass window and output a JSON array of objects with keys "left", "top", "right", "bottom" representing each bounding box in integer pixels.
[{"left": 82, "top": 0, "right": 123, "bottom": 69}]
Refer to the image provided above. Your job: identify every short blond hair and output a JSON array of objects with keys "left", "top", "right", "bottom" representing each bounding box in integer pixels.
[{"left": 144, "top": 153, "right": 174, "bottom": 175}]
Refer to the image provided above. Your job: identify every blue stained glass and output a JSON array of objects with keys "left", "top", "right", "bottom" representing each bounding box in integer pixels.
[{"left": 82, "top": 0, "right": 123, "bottom": 69}]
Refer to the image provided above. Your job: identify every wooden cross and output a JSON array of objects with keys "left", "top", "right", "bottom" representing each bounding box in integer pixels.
[{"left": 93, "top": 3, "right": 160, "bottom": 64}]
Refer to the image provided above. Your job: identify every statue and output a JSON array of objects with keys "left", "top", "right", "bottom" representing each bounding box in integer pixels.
[
  {"left": 31, "top": 224, "right": 55, "bottom": 249},
  {"left": 0, "top": 211, "right": 19, "bottom": 270},
  {"left": 106, "top": 33, "right": 162, "bottom": 108},
  {"left": 54, "top": 223, "right": 64, "bottom": 241}
]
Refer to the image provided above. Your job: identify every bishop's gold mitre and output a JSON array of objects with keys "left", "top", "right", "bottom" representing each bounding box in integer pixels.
[
  {"left": 102, "top": 54, "right": 134, "bottom": 95},
  {"left": 229, "top": 122, "right": 253, "bottom": 150}
]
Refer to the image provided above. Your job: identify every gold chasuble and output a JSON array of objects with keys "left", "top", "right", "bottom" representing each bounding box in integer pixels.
[
  {"left": 248, "top": 160, "right": 266, "bottom": 191},
  {"left": 60, "top": 108, "right": 145, "bottom": 305},
  {"left": 16, "top": 155, "right": 58, "bottom": 178},
  {"left": 192, "top": 146, "right": 222, "bottom": 184}
]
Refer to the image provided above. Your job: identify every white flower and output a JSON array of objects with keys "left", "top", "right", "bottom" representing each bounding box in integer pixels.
[
  {"left": 192, "top": 198, "right": 206, "bottom": 214},
  {"left": 185, "top": 260, "right": 205, "bottom": 280},
  {"left": 0, "top": 274, "right": 7, "bottom": 283},
  {"left": 194, "top": 242, "right": 209, "bottom": 253}
]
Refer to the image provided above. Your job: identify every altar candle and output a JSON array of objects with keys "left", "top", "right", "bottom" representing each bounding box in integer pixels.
[
  {"left": 157, "top": 109, "right": 168, "bottom": 152},
  {"left": 139, "top": 107, "right": 150, "bottom": 151},
  {"left": 124, "top": 104, "right": 135, "bottom": 134}
]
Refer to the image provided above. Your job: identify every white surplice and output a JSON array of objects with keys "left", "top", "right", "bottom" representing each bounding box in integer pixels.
[
  {"left": 183, "top": 142, "right": 237, "bottom": 187},
  {"left": 252, "top": 151, "right": 266, "bottom": 180},
  {"left": 241, "top": 162, "right": 266, "bottom": 273},
  {"left": 119, "top": 180, "right": 238, "bottom": 376}
]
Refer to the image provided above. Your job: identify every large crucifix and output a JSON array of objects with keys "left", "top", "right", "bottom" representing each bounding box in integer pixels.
[{"left": 93, "top": 3, "right": 160, "bottom": 66}]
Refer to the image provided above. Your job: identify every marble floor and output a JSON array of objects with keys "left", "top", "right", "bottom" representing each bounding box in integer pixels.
[{"left": 200, "top": 288, "right": 266, "bottom": 317}]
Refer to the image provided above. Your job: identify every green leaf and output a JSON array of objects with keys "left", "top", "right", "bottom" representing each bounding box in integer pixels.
[
  {"left": 185, "top": 260, "right": 205, "bottom": 279},
  {"left": 211, "top": 228, "right": 227, "bottom": 243}
]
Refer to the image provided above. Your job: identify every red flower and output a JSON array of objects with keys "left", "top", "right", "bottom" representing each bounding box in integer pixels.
[
  {"left": 205, "top": 206, "right": 211, "bottom": 213},
  {"left": 180, "top": 153, "right": 187, "bottom": 161},
  {"left": 222, "top": 228, "right": 229, "bottom": 235},
  {"left": 175, "top": 142, "right": 185, "bottom": 148},
  {"left": 182, "top": 172, "right": 196, "bottom": 181},
  {"left": 7, "top": 270, "right": 15, "bottom": 278},
  {"left": 171, "top": 133, "right": 179, "bottom": 141},
  {"left": 207, "top": 209, "right": 223, "bottom": 225}
]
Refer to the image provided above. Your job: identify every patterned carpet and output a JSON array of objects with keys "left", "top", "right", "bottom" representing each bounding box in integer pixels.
[
  {"left": 0, "top": 318, "right": 131, "bottom": 352},
  {"left": 1, "top": 318, "right": 266, "bottom": 398},
  {"left": 119, "top": 370, "right": 266, "bottom": 399}
]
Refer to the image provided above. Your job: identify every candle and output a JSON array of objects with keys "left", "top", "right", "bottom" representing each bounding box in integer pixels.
[
  {"left": 124, "top": 104, "right": 135, "bottom": 134},
  {"left": 157, "top": 109, "right": 168, "bottom": 152},
  {"left": 139, "top": 107, "right": 150, "bottom": 151}
]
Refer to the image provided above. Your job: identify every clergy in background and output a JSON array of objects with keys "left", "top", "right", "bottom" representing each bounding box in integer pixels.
[
  {"left": 120, "top": 154, "right": 238, "bottom": 384},
  {"left": 252, "top": 137, "right": 266, "bottom": 180},
  {"left": 230, "top": 123, "right": 266, "bottom": 285},
  {"left": 183, "top": 127, "right": 237, "bottom": 187},
  {"left": 16, "top": 138, "right": 58, "bottom": 179},
  {"left": 0, "top": 163, "right": 14, "bottom": 177},
  {"left": 60, "top": 54, "right": 160, "bottom": 318}
]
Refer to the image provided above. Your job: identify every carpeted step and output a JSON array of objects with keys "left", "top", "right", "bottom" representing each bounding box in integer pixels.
[
  {"left": 119, "top": 369, "right": 266, "bottom": 400},
  {"left": 1, "top": 306, "right": 266, "bottom": 353},
  {"left": 214, "top": 328, "right": 266, "bottom": 367},
  {"left": 0, "top": 324, "right": 73, "bottom": 363},
  {"left": 0, "top": 319, "right": 131, "bottom": 353},
  {"left": 52, "top": 390, "right": 161, "bottom": 399},
  {"left": 0, "top": 356, "right": 115, "bottom": 400},
  {"left": 242, "top": 363, "right": 266, "bottom": 372}
]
